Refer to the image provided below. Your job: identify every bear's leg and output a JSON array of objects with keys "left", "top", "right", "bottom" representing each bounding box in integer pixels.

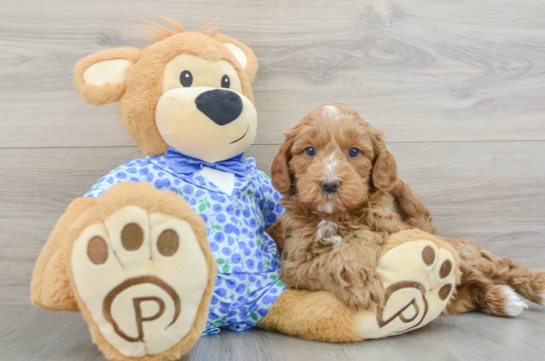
[
  {"left": 257, "top": 289, "right": 362, "bottom": 342},
  {"left": 48, "top": 182, "right": 215, "bottom": 361},
  {"left": 31, "top": 197, "right": 97, "bottom": 311},
  {"left": 260, "top": 229, "right": 460, "bottom": 341}
]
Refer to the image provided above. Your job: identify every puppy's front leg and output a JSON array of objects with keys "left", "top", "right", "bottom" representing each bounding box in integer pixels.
[
  {"left": 281, "top": 229, "right": 386, "bottom": 311},
  {"left": 322, "top": 230, "right": 386, "bottom": 310}
]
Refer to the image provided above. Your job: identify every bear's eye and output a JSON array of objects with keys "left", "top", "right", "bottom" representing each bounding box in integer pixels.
[
  {"left": 180, "top": 70, "right": 193, "bottom": 87},
  {"left": 221, "top": 75, "right": 230, "bottom": 89}
]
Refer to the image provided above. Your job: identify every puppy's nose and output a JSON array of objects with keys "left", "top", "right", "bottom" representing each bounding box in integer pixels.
[
  {"left": 320, "top": 179, "right": 340, "bottom": 194},
  {"left": 196, "top": 89, "right": 243, "bottom": 126}
]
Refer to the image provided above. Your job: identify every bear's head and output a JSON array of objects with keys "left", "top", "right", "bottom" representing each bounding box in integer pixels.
[{"left": 74, "top": 17, "right": 258, "bottom": 163}]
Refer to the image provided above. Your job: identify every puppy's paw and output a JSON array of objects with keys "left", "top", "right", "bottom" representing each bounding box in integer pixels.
[
  {"left": 70, "top": 202, "right": 213, "bottom": 360},
  {"left": 501, "top": 286, "right": 528, "bottom": 316},
  {"left": 512, "top": 269, "right": 545, "bottom": 305},
  {"left": 482, "top": 285, "right": 528, "bottom": 317},
  {"left": 354, "top": 230, "right": 458, "bottom": 339}
]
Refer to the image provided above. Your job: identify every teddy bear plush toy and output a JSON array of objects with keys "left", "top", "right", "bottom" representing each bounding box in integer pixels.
[{"left": 30, "top": 17, "right": 461, "bottom": 361}]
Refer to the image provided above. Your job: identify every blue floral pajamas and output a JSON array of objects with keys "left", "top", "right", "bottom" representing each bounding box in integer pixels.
[{"left": 84, "top": 156, "right": 286, "bottom": 334}]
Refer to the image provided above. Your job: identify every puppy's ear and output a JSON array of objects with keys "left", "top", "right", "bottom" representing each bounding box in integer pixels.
[
  {"left": 210, "top": 34, "right": 258, "bottom": 83},
  {"left": 74, "top": 48, "right": 142, "bottom": 106},
  {"left": 371, "top": 129, "right": 398, "bottom": 192},
  {"left": 271, "top": 131, "right": 296, "bottom": 194}
]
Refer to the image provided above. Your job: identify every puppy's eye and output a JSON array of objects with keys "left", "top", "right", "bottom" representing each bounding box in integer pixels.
[
  {"left": 348, "top": 148, "right": 360, "bottom": 158},
  {"left": 305, "top": 147, "right": 316, "bottom": 156},
  {"left": 180, "top": 70, "right": 193, "bottom": 87},
  {"left": 221, "top": 75, "right": 230, "bottom": 88}
]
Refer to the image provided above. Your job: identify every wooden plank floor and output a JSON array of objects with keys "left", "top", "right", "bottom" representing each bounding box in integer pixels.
[
  {"left": 0, "top": 0, "right": 544, "bottom": 360},
  {"left": 1, "top": 304, "right": 545, "bottom": 361}
]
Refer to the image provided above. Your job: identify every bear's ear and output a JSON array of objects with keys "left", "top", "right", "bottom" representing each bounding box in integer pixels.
[
  {"left": 210, "top": 34, "right": 258, "bottom": 83},
  {"left": 74, "top": 48, "right": 142, "bottom": 106}
]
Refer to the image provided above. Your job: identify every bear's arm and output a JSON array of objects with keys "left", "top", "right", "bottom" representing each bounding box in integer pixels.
[
  {"left": 265, "top": 220, "right": 284, "bottom": 254},
  {"left": 84, "top": 159, "right": 147, "bottom": 198},
  {"left": 255, "top": 170, "right": 285, "bottom": 253}
]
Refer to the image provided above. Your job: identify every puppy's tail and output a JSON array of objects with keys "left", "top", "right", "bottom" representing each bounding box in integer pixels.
[{"left": 391, "top": 179, "right": 436, "bottom": 234}]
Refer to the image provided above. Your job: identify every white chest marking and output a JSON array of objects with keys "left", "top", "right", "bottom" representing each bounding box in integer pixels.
[
  {"left": 317, "top": 202, "right": 335, "bottom": 214},
  {"left": 315, "top": 219, "right": 343, "bottom": 245},
  {"left": 198, "top": 167, "right": 235, "bottom": 195}
]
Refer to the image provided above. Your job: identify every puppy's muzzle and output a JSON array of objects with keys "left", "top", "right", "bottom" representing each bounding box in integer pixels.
[
  {"left": 196, "top": 89, "right": 243, "bottom": 126},
  {"left": 321, "top": 179, "right": 340, "bottom": 194}
]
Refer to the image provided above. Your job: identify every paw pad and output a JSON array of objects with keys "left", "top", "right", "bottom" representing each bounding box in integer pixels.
[
  {"left": 87, "top": 236, "right": 108, "bottom": 265},
  {"left": 421, "top": 246, "right": 435, "bottom": 266},
  {"left": 439, "top": 260, "right": 452, "bottom": 279},
  {"left": 102, "top": 275, "right": 181, "bottom": 343},
  {"left": 157, "top": 230, "right": 179, "bottom": 256},
  {"left": 72, "top": 206, "right": 209, "bottom": 357},
  {"left": 121, "top": 223, "right": 144, "bottom": 250},
  {"left": 354, "top": 238, "right": 457, "bottom": 339},
  {"left": 438, "top": 284, "right": 453, "bottom": 301}
]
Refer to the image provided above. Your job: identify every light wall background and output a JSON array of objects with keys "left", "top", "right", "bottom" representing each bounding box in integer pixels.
[{"left": 1, "top": 0, "right": 544, "bottom": 305}]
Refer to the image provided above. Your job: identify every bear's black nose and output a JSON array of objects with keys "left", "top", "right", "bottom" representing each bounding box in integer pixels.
[{"left": 195, "top": 89, "right": 243, "bottom": 126}]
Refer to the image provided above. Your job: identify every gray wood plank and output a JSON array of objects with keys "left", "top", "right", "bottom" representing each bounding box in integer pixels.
[
  {"left": 1, "top": 141, "right": 544, "bottom": 305},
  {"left": 1, "top": 305, "right": 544, "bottom": 361},
  {"left": 1, "top": 0, "right": 545, "bottom": 148},
  {"left": 1, "top": 1, "right": 544, "bottom": 359}
]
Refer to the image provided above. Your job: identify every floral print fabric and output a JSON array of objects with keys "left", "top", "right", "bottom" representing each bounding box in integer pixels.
[{"left": 84, "top": 155, "right": 285, "bottom": 334}]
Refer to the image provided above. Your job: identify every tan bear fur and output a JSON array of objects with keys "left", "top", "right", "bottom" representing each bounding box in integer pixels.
[
  {"left": 32, "top": 18, "right": 464, "bottom": 361},
  {"left": 31, "top": 197, "right": 96, "bottom": 311},
  {"left": 381, "top": 229, "right": 462, "bottom": 286},
  {"left": 74, "top": 31, "right": 257, "bottom": 157},
  {"left": 74, "top": 48, "right": 142, "bottom": 106},
  {"left": 258, "top": 289, "right": 362, "bottom": 343},
  {"left": 63, "top": 182, "right": 217, "bottom": 361},
  {"left": 33, "top": 19, "right": 265, "bottom": 360}
]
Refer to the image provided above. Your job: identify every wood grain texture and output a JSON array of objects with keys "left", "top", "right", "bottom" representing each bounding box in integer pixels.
[
  {"left": 1, "top": 0, "right": 545, "bottom": 359},
  {"left": 1, "top": 305, "right": 545, "bottom": 361},
  {"left": 1, "top": 0, "right": 545, "bottom": 147},
  {"left": 1, "top": 142, "right": 544, "bottom": 305}
]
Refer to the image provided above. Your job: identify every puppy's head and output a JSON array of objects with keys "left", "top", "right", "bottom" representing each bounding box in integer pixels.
[{"left": 271, "top": 104, "right": 397, "bottom": 214}]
